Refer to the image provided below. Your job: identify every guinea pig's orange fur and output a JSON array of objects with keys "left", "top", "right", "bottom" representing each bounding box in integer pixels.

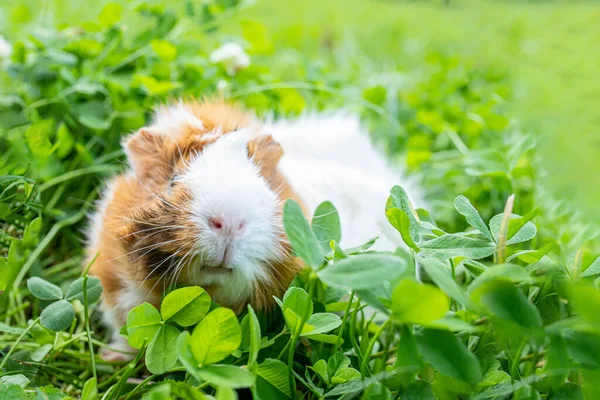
[{"left": 87, "top": 100, "right": 305, "bottom": 325}]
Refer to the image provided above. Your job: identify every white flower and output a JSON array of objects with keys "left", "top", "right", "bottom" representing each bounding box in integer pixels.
[
  {"left": 0, "top": 35, "right": 12, "bottom": 59},
  {"left": 216, "top": 79, "right": 230, "bottom": 92},
  {"left": 209, "top": 42, "right": 250, "bottom": 76}
]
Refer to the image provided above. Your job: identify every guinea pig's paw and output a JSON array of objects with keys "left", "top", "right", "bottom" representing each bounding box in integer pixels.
[
  {"left": 99, "top": 346, "right": 136, "bottom": 363},
  {"left": 247, "top": 134, "right": 283, "bottom": 169},
  {"left": 99, "top": 337, "right": 137, "bottom": 363}
]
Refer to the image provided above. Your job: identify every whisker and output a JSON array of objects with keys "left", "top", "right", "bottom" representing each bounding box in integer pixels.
[
  {"left": 129, "top": 238, "right": 183, "bottom": 264},
  {"left": 139, "top": 242, "right": 187, "bottom": 286},
  {"left": 101, "top": 238, "right": 181, "bottom": 264},
  {"left": 116, "top": 225, "right": 185, "bottom": 240}
]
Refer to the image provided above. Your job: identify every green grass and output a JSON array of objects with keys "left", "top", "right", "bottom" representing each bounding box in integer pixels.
[{"left": 1, "top": 0, "right": 600, "bottom": 399}]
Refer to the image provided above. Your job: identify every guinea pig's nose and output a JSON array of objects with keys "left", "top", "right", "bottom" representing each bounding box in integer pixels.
[{"left": 208, "top": 216, "right": 246, "bottom": 236}]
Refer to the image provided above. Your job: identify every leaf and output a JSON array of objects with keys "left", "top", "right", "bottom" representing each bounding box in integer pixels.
[
  {"left": 454, "top": 195, "right": 493, "bottom": 241},
  {"left": 416, "top": 328, "right": 482, "bottom": 385},
  {"left": 427, "top": 317, "right": 482, "bottom": 333},
  {"left": 402, "top": 381, "right": 434, "bottom": 400},
  {"left": 27, "top": 277, "right": 63, "bottom": 301},
  {"left": 151, "top": 39, "right": 178, "bottom": 62},
  {"left": 311, "top": 359, "right": 329, "bottom": 383},
  {"left": 386, "top": 186, "right": 420, "bottom": 247},
  {"left": 305, "top": 334, "right": 341, "bottom": 344},
  {"left": 146, "top": 324, "right": 180, "bottom": 374},
  {"left": 355, "top": 288, "right": 390, "bottom": 315},
  {"left": 245, "top": 305, "right": 261, "bottom": 370},
  {"left": 565, "top": 331, "right": 600, "bottom": 369},
  {"left": 318, "top": 253, "right": 407, "bottom": 290},
  {"left": 326, "top": 353, "right": 351, "bottom": 380},
  {"left": 580, "top": 255, "right": 600, "bottom": 277},
  {"left": 391, "top": 279, "right": 449, "bottom": 325},
  {"left": 420, "top": 234, "right": 495, "bottom": 260},
  {"left": 56, "top": 123, "right": 74, "bottom": 158},
  {"left": 72, "top": 82, "right": 106, "bottom": 96},
  {"left": 0, "top": 322, "right": 26, "bottom": 335},
  {"left": 282, "top": 287, "right": 313, "bottom": 333},
  {"left": 78, "top": 114, "right": 112, "bottom": 130},
  {"left": 25, "top": 120, "right": 54, "bottom": 158},
  {"left": 196, "top": 364, "right": 255, "bottom": 389},
  {"left": 489, "top": 213, "right": 537, "bottom": 245},
  {"left": 65, "top": 276, "right": 103, "bottom": 304},
  {"left": 126, "top": 302, "right": 162, "bottom": 349},
  {"left": 331, "top": 368, "right": 361, "bottom": 385},
  {"left": 22, "top": 217, "right": 42, "bottom": 248},
  {"left": 81, "top": 377, "right": 97, "bottom": 400},
  {"left": 545, "top": 335, "right": 570, "bottom": 387},
  {"left": 31, "top": 344, "right": 53, "bottom": 362},
  {"left": 0, "top": 384, "right": 27, "bottom": 400},
  {"left": 324, "top": 371, "right": 393, "bottom": 397},
  {"left": 468, "top": 264, "right": 535, "bottom": 293},
  {"left": 312, "top": 201, "right": 342, "bottom": 252},
  {"left": 191, "top": 307, "right": 241, "bottom": 365},
  {"left": 161, "top": 286, "right": 211, "bottom": 327},
  {"left": 419, "top": 256, "right": 472, "bottom": 307},
  {"left": 386, "top": 207, "right": 420, "bottom": 251},
  {"left": 170, "top": 381, "right": 206, "bottom": 400},
  {"left": 99, "top": 3, "right": 123, "bottom": 27},
  {"left": 141, "top": 383, "right": 172, "bottom": 400},
  {"left": 283, "top": 199, "right": 324, "bottom": 269},
  {"left": 40, "top": 300, "right": 75, "bottom": 331},
  {"left": 343, "top": 237, "right": 378, "bottom": 255},
  {"left": 133, "top": 75, "right": 181, "bottom": 97},
  {"left": 0, "top": 374, "right": 29, "bottom": 388},
  {"left": 471, "top": 280, "right": 542, "bottom": 328},
  {"left": 301, "top": 313, "right": 341, "bottom": 336},
  {"left": 176, "top": 331, "right": 202, "bottom": 381},
  {"left": 393, "top": 325, "right": 420, "bottom": 384},
  {"left": 242, "top": 20, "right": 272, "bottom": 54},
  {"left": 461, "top": 259, "right": 488, "bottom": 277},
  {"left": 567, "top": 283, "right": 600, "bottom": 326},
  {"left": 256, "top": 358, "right": 291, "bottom": 397},
  {"left": 216, "top": 387, "right": 238, "bottom": 400}
]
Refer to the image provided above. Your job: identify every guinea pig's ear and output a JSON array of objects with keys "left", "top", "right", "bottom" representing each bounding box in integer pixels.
[
  {"left": 122, "top": 128, "right": 171, "bottom": 179},
  {"left": 247, "top": 134, "right": 283, "bottom": 171}
]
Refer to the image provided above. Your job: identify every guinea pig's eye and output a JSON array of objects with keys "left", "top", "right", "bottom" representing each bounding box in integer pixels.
[{"left": 166, "top": 174, "right": 178, "bottom": 195}]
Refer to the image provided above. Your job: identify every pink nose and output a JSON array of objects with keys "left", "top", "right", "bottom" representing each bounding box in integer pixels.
[{"left": 208, "top": 216, "right": 246, "bottom": 235}]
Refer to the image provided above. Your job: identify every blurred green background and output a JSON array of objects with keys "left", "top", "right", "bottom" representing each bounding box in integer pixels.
[{"left": 1, "top": 0, "right": 599, "bottom": 225}]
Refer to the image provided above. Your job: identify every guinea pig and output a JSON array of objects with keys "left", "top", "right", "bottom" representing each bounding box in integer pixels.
[{"left": 85, "top": 100, "right": 421, "bottom": 357}]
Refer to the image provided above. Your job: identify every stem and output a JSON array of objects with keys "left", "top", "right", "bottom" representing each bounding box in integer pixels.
[
  {"left": 349, "top": 302, "right": 364, "bottom": 363},
  {"left": 510, "top": 340, "right": 527, "bottom": 380},
  {"left": 110, "top": 342, "right": 146, "bottom": 398},
  {"left": 83, "top": 255, "right": 99, "bottom": 381},
  {"left": 124, "top": 367, "right": 186, "bottom": 400},
  {"left": 13, "top": 191, "right": 96, "bottom": 289},
  {"left": 36, "top": 165, "right": 122, "bottom": 193},
  {"left": 370, "top": 346, "right": 399, "bottom": 360},
  {"left": 495, "top": 194, "right": 515, "bottom": 264},
  {"left": 287, "top": 313, "right": 309, "bottom": 400},
  {"left": 360, "top": 319, "right": 390, "bottom": 377},
  {"left": 333, "top": 291, "right": 354, "bottom": 354},
  {"left": 0, "top": 317, "right": 40, "bottom": 370},
  {"left": 288, "top": 333, "right": 298, "bottom": 400},
  {"left": 4, "top": 301, "right": 30, "bottom": 319},
  {"left": 308, "top": 272, "right": 318, "bottom": 300},
  {"left": 277, "top": 337, "right": 293, "bottom": 360}
]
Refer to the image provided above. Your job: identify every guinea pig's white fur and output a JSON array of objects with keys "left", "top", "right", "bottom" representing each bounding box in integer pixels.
[
  {"left": 180, "top": 127, "right": 286, "bottom": 307},
  {"left": 266, "top": 112, "right": 423, "bottom": 252}
]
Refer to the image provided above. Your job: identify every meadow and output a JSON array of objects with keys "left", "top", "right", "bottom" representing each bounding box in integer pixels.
[{"left": 1, "top": 0, "right": 600, "bottom": 399}]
